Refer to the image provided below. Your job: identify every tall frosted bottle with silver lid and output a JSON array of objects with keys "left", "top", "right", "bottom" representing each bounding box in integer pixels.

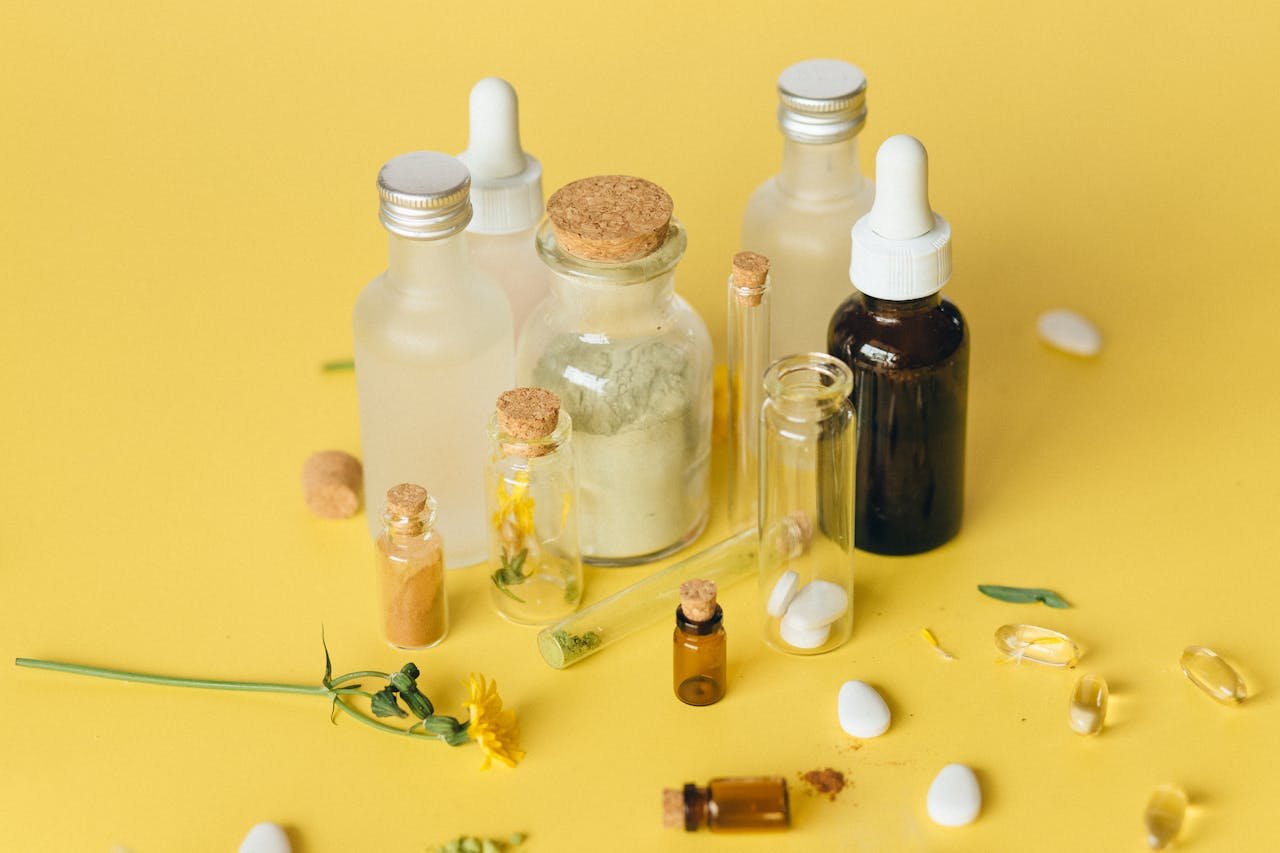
[
  {"left": 354, "top": 152, "right": 515, "bottom": 563},
  {"left": 742, "top": 59, "right": 874, "bottom": 358},
  {"left": 518, "top": 176, "right": 713, "bottom": 565},
  {"left": 458, "top": 77, "right": 546, "bottom": 339}
]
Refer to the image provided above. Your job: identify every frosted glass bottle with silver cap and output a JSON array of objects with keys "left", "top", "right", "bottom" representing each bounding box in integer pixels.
[
  {"left": 354, "top": 151, "right": 515, "bottom": 563},
  {"left": 458, "top": 77, "right": 545, "bottom": 340},
  {"left": 828, "top": 135, "right": 968, "bottom": 555},
  {"left": 741, "top": 59, "right": 874, "bottom": 359}
]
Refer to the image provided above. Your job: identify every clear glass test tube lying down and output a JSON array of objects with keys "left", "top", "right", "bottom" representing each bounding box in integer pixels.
[{"left": 536, "top": 515, "right": 812, "bottom": 669}]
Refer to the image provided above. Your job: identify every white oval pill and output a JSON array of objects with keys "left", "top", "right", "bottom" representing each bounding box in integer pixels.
[
  {"left": 779, "top": 612, "right": 831, "bottom": 649},
  {"left": 783, "top": 580, "right": 849, "bottom": 630},
  {"left": 926, "top": 764, "right": 981, "bottom": 827},
  {"left": 766, "top": 570, "right": 800, "bottom": 617},
  {"left": 239, "top": 823, "right": 292, "bottom": 853},
  {"left": 837, "top": 680, "right": 891, "bottom": 738},
  {"left": 1037, "top": 309, "right": 1102, "bottom": 356}
]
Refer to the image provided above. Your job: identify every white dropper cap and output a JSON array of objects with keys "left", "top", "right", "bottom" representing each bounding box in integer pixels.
[
  {"left": 457, "top": 77, "right": 544, "bottom": 235},
  {"left": 849, "top": 134, "right": 952, "bottom": 300}
]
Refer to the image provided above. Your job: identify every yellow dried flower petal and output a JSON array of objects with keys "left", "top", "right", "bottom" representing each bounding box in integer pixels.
[{"left": 464, "top": 673, "right": 524, "bottom": 770}]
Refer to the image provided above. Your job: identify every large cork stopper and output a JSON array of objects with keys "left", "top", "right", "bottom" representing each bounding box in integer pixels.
[
  {"left": 662, "top": 788, "right": 684, "bottom": 829},
  {"left": 731, "top": 251, "right": 771, "bottom": 307},
  {"left": 386, "top": 483, "right": 429, "bottom": 517},
  {"left": 546, "top": 175, "right": 673, "bottom": 262},
  {"left": 679, "top": 579, "right": 718, "bottom": 623},
  {"left": 496, "top": 387, "right": 562, "bottom": 458},
  {"left": 301, "top": 450, "right": 363, "bottom": 519}
]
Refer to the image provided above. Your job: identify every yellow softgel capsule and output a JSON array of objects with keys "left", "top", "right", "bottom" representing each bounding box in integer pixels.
[
  {"left": 1144, "top": 784, "right": 1187, "bottom": 849},
  {"left": 994, "top": 624, "right": 1080, "bottom": 667},
  {"left": 1180, "top": 646, "right": 1247, "bottom": 705},
  {"left": 1068, "top": 673, "right": 1108, "bottom": 735}
]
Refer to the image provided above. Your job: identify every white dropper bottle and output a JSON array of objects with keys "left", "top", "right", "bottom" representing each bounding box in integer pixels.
[{"left": 458, "top": 77, "right": 545, "bottom": 341}]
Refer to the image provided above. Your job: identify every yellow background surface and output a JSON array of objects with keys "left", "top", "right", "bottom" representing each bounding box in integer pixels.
[{"left": 3, "top": 1, "right": 1279, "bottom": 850}]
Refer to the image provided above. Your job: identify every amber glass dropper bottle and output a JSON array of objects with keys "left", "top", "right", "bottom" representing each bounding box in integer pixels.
[
  {"left": 673, "top": 579, "right": 726, "bottom": 706},
  {"left": 828, "top": 135, "right": 968, "bottom": 555}
]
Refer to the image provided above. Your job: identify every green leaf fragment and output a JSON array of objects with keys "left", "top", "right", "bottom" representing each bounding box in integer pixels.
[
  {"left": 978, "top": 585, "right": 1070, "bottom": 608},
  {"left": 370, "top": 687, "right": 407, "bottom": 718},
  {"left": 322, "top": 358, "right": 354, "bottom": 372}
]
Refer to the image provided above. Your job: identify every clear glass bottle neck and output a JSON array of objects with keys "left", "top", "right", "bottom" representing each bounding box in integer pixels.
[
  {"left": 381, "top": 510, "right": 435, "bottom": 543},
  {"left": 386, "top": 231, "right": 468, "bottom": 292},
  {"left": 777, "top": 136, "right": 866, "bottom": 201},
  {"left": 549, "top": 270, "right": 677, "bottom": 326},
  {"left": 763, "top": 353, "right": 855, "bottom": 420}
]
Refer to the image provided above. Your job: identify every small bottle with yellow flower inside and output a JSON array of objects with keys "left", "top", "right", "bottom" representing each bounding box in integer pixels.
[{"left": 485, "top": 387, "right": 584, "bottom": 624}]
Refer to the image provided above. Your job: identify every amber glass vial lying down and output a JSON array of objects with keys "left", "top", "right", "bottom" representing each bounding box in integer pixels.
[{"left": 663, "top": 777, "right": 791, "bottom": 832}]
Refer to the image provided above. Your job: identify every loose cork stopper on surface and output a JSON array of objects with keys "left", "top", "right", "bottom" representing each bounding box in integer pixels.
[
  {"left": 301, "top": 450, "right": 362, "bottom": 519},
  {"left": 731, "top": 250, "right": 771, "bottom": 297},
  {"left": 662, "top": 788, "right": 684, "bottom": 828},
  {"left": 680, "top": 579, "right": 718, "bottom": 623},
  {"left": 546, "top": 175, "right": 673, "bottom": 262},
  {"left": 385, "top": 483, "right": 429, "bottom": 517}
]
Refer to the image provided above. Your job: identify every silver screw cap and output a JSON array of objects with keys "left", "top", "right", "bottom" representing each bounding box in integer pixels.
[
  {"left": 777, "top": 59, "right": 868, "bottom": 144},
  {"left": 377, "top": 151, "right": 473, "bottom": 239}
]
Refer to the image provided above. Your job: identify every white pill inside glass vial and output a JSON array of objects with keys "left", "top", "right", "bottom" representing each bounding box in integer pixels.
[
  {"left": 927, "top": 764, "right": 982, "bottom": 827},
  {"left": 837, "top": 680, "right": 891, "bottom": 738},
  {"left": 780, "top": 612, "right": 831, "bottom": 649},
  {"left": 766, "top": 570, "right": 800, "bottom": 617},
  {"left": 783, "top": 580, "right": 849, "bottom": 630}
]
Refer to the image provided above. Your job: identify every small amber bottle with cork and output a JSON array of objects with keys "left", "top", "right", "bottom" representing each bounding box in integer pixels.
[
  {"left": 663, "top": 776, "right": 790, "bottom": 832},
  {"left": 673, "top": 579, "right": 726, "bottom": 706},
  {"left": 375, "top": 483, "right": 447, "bottom": 650}
]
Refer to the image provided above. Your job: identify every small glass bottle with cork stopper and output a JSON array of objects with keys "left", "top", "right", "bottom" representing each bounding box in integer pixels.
[
  {"left": 375, "top": 483, "right": 447, "bottom": 650},
  {"left": 663, "top": 777, "right": 790, "bottom": 832},
  {"left": 517, "top": 175, "right": 713, "bottom": 566},
  {"left": 673, "top": 579, "right": 726, "bottom": 706},
  {"left": 485, "top": 387, "right": 584, "bottom": 624}
]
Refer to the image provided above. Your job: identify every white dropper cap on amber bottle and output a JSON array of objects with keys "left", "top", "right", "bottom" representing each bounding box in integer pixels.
[
  {"left": 849, "top": 134, "right": 952, "bottom": 300},
  {"left": 458, "top": 77, "right": 544, "bottom": 235}
]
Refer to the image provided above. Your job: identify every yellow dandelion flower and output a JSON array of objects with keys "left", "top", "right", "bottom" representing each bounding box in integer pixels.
[
  {"left": 464, "top": 673, "right": 524, "bottom": 770},
  {"left": 491, "top": 473, "right": 536, "bottom": 543}
]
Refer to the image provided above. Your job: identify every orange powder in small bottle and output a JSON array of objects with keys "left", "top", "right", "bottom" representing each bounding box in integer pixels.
[{"left": 376, "top": 483, "right": 447, "bottom": 649}]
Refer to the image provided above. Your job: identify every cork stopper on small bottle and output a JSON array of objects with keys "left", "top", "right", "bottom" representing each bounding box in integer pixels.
[
  {"left": 385, "top": 483, "right": 429, "bottom": 517},
  {"left": 496, "top": 387, "right": 562, "bottom": 458},
  {"left": 662, "top": 788, "right": 685, "bottom": 829},
  {"left": 301, "top": 450, "right": 363, "bottom": 519},
  {"left": 679, "top": 579, "right": 718, "bottom": 623},
  {"left": 731, "top": 251, "right": 771, "bottom": 307},
  {"left": 546, "top": 175, "right": 673, "bottom": 262}
]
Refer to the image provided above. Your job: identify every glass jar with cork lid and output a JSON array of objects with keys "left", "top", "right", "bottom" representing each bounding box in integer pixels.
[
  {"left": 517, "top": 176, "right": 713, "bottom": 566},
  {"left": 485, "top": 387, "right": 584, "bottom": 624}
]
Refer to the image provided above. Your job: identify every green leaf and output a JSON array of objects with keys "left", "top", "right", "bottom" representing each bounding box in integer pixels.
[
  {"left": 321, "top": 358, "right": 354, "bottom": 372},
  {"left": 491, "top": 570, "right": 527, "bottom": 603},
  {"left": 978, "top": 585, "right": 1070, "bottom": 608},
  {"left": 370, "top": 687, "right": 407, "bottom": 718},
  {"left": 321, "top": 629, "right": 333, "bottom": 686}
]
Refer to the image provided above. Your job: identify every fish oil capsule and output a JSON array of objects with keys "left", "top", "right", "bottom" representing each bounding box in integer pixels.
[
  {"left": 1180, "top": 646, "right": 1247, "bottom": 705},
  {"left": 994, "top": 624, "right": 1080, "bottom": 667},
  {"left": 1068, "top": 673, "right": 1108, "bottom": 735},
  {"left": 1144, "top": 784, "right": 1187, "bottom": 849}
]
